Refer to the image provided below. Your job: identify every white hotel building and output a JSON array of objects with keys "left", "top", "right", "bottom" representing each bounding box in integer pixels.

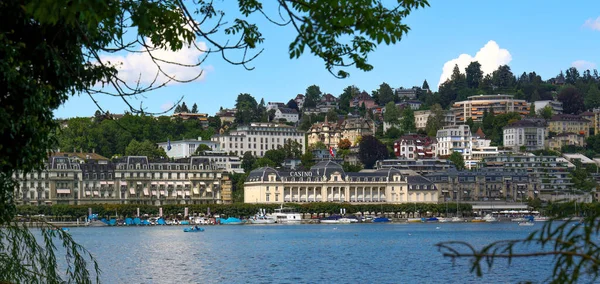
[{"left": 211, "top": 123, "right": 305, "bottom": 157}]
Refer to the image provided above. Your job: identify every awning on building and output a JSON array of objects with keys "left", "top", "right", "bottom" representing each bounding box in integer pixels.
[
  {"left": 129, "top": 188, "right": 135, "bottom": 195},
  {"left": 151, "top": 190, "right": 157, "bottom": 196},
  {"left": 143, "top": 188, "right": 149, "bottom": 196},
  {"left": 93, "top": 191, "right": 99, "bottom": 196}
]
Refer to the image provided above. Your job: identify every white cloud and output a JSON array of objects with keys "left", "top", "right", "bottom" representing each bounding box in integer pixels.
[
  {"left": 583, "top": 16, "right": 600, "bottom": 31},
  {"left": 572, "top": 60, "right": 597, "bottom": 70},
  {"left": 100, "top": 40, "right": 210, "bottom": 85},
  {"left": 437, "top": 40, "right": 512, "bottom": 87},
  {"left": 160, "top": 101, "right": 174, "bottom": 112}
]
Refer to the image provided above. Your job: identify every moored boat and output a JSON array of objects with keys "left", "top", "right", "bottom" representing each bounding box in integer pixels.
[
  {"left": 518, "top": 221, "right": 535, "bottom": 226},
  {"left": 372, "top": 217, "right": 390, "bottom": 223},
  {"left": 483, "top": 214, "right": 499, "bottom": 223},
  {"left": 534, "top": 216, "right": 550, "bottom": 222},
  {"left": 320, "top": 215, "right": 342, "bottom": 224},
  {"left": 249, "top": 215, "right": 276, "bottom": 224},
  {"left": 183, "top": 226, "right": 205, "bottom": 232},
  {"left": 272, "top": 205, "right": 302, "bottom": 224},
  {"left": 450, "top": 217, "right": 465, "bottom": 223},
  {"left": 407, "top": 218, "right": 422, "bottom": 223},
  {"left": 218, "top": 217, "right": 245, "bottom": 225}
]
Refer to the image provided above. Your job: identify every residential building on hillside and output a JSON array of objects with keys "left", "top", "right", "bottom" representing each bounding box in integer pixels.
[
  {"left": 12, "top": 155, "right": 232, "bottom": 206},
  {"left": 294, "top": 94, "right": 305, "bottom": 109},
  {"left": 436, "top": 125, "right": 472, "bottom": 159},
  {"left": 211, "top": 123, "right": 305, "bottom": 157},
  {"left": 533, "top": 100, "right": 563, "bottom": 115},
  {"left": 581, "top": 110, "right": 600, "bottom": 135},
  {"left": 307, "top": 116, "right": 373, "bottom": 149},
  {"left": 395, "top": 87, "right": 419, "bottom": 99},
  {"left": 426, "top": 168, "right": 531, "bottom": 203},
  {"left": 479, "top": 155, "right": 585, "bottom": 202},
  {"left": 503, "top": 119, "right": 547, "bottom": 151},
  {"left": 546, "top": 133, "right": 586, "bottom": 151},
  {"left": 547, "top": 114, "right": 590, "bottom": 137},
  {"left": 190, "top": 151, "right": 243, "bottom": 174},
  {"left": 397, "top": 100, "right": 423, "bottom": 110},
  {"left": 451, "top": 94, "right": 529, "bottom": 122},
  {"left": 171, "top": 112, "right": 209, "bottom": 127},
  {"left": 157, "top": 138, "right": 220, "bottom": 159},
  {"left": 376, "top": 158, "right": 454, "bottom": 175},
  {"left": 244, "top": 161, "right": 438, "bottom": 204},
  {"left": 266, "top": 102, "right": 286, "bottom": 111},
  {"left": 216, "top": 108, "right": 236, "bottom": 124},
  {"left": 393, "top": 134, "right": 437, "bottom": 159},
  {"left": 274, "top": 108, "right": 299, "bottom": 123},
  {"left": 414, "top": 110, "right": 456, "bottom": 130},
  {"left": 351, "top": 92, "right": 377, "bottom": 109}
]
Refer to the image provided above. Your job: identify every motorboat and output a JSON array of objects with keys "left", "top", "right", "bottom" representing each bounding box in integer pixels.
[
  {"left": 248, "top": 214, "right": 276, "bottom": 224},
  {"left": 511, "top": 217, "right": 528, "bottom": 222},
  {"left": 425, "top": 217, "right": 439, "bottom": 222},
  {"left": 471, "top": 217, "right": 485, "bottom": 223},
  {"left": 183, "top": 226, "right": 205, "bottom": 232},
  {"left": 320, "top": 215, "right": 342, "bottom": 224},
  {"left": 437, "top": 218, "right": 450, "bottom": 223},
  {"left": 372, "top": 217, "right": 390, "bottom": 223},
  {"left": 483, "top": 214, "right": 499, "bottom": 223},
  {"left": 450, "top": 217, "right": 465, "bottom": 223},
  {"left": 518, "top": 221, "right": 535, "bottom": 226},
  {"left": 218, "top": 217, "right": 245, "bottom": 225},
  {"left": 339, "top": 215, "right": 359, "bottom": 223},
  {"left": 407, "top": 218, "right": 422, "bottom": 223},
  {"left": 272, "top": 206, "right": 302, "bottom": 224},
  {"left": 534, "top": 216, "right": 550, "bottom": 222}
]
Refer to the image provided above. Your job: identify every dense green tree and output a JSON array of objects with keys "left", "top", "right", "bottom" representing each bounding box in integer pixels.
[
  {"left": 400, "top": 107, "right": 416, "bottom": 133},
  {"left": 491, "top": 65, "right": 516, "bottom": 92},
  {"left": 304, "top": 85, "right": 322, "bottom": 108},
  {"left": 326, "top": 108, "right": 338, "bottom": 122},
  {"left": 448, "top": 152, "right": 465, "bottom": 170},
  {"left": 241, "top": 151, "right": 257, "bottom": 173},
  {"left": 235, "top": 93, "right": 259, "bottom": 124},
  {"left": 125, "top": 140, "right": 168, "bottom": 159},
  {"left": 342, "top": 162, "right": 362, "bottom": 172},
  {"left": 374, "top": 82, "right": 395, "bottom": 105},
  {"left": 565, "top": 67, "right": 580, "bottom": 85},
  {"left": 358, "top": 135, "right": 388, "bottom": 169},
  {"left": 338, "top": 85, "right": 360, "bottom": 113},
  {"left": 193, "top": 144, "right": 212, "bottom": 155},
  {"left": 538, "top": 106, "right": 553, "bottom": 120},
  {"left": 191, "top": 103, "right": 198, "bottom": 113},
  {"left": 465, "top": 61, "right": 483, "bottom": 89},
  {"left": 385, "top": 127, "right": 402, "bottom": 139},
  {"left": 585, "top": 83, "right": 600, "bottom": 110},
  {"left": 425, "top": 104, "right": 445, "bottom": 137},
  {"left": 338, "top": 139, "right": 352, "bottom": 150},
  {"left": 558, "top": 86, "right": 585, "bottom": 114},
  {"left": 587, "top": 134, "right": 600, "bottom": 153},
  {"left": 286, "top": 99, "right": 299, "bottom": 113},
  {"left": 253, "top": 157, "right": 277, "bottom": 168},
  {"left": 528, "top": 103, "right": 536, "bottom": 117},
  {"left": 383, "top": 101, "right": 400, "bottom": 125},
  {"left": 481, "top": 109, "right": 494, "bottom": 136},
  {"left": 422, "top": 80, "right": 430, "bottom": 90},
  {"left": 300, "top": 152, "right": 315, "bottom": 169},
  {"left": 180, "top": 102, "right": 190, "bottom": 113}
]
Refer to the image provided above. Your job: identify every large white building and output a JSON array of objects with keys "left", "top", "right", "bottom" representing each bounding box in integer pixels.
[
  {"left": 157, "top": 138, "right": 219, "bottom": 159},
  {"left": 414, "top": 110, "right": 456, "bottom": 130},
  {"left": 274, "top": 108, "right": 299, "bottom": 123},
  {"left": 503, "top": 119, "right": 547, "bottom": 151},
  {"left": 211, "top": 123, "right": 305, "bottom": 157},
  {"left": 244, "top": 161, "right": 438, "bottom": 204},
  {"left": 436, "top": 125, "right": 472, "bottom": 159},
  {"left": 452, "top": 94, "right": 529, "bottom": 122}
]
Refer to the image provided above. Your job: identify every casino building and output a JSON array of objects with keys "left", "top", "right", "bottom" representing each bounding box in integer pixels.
[{"left": 244, "top": 161, "right": 438, "bottom": 204}]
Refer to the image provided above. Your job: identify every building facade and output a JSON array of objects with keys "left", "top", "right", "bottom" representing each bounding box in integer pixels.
[
  {"left": 393, "top": 134, "right": 437, "bottom": 159},
  {"left": 503, "top": 119, "right": 547, "bottom": 151},
  {"left": 274, "top": 108, "right": 299, "bottom": 123},
  {"left": 452, "top": 94, "right": 529, "bottom": 122},
  {"left": 480, "top": 155, "right": 573, "bottom": 201},
  {"left": 414, "top": 110, "right": 455, "bottom": 130},
  {"left": 546, "top": 133, "right": 586, "bottom": 151},
  {"left": 533, "top": 100, "right": 563, "bottom": 115},
  {"left": 307, "top": 116, "right": 373, "bottom": 149},
  {"left": 436, "top": 125, "right": 472, "bottom": 159},
  {"left": 13, "top": 155, "right": 232, "bottom": 206},
  {"left": 244, "top": 161, "right": 438, "bottom": 204},
  {"left": 426, "top": 169, "right": 531, "bottom": 202},
  {"left": 376, "top": 158, "right": 454, "bottom": 175},
  {"left": 548, "top": 114, "right": 590, "bottom": 137},
  {"left": 157, "top": 138, "right": 220, "bottom": 159},
  {"left": 211, "top": 123, "right": 305, "bottom": 157}
]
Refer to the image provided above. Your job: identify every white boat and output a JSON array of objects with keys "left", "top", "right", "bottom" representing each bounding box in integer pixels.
[
  {"left": 511, "top": 217, "right": 528, "bottom": 222},
  {"left": 534, "top": 216, "right": 550, "bottom": 222},
  {"left": 518, "top": 221, "right": 535, "bottom": 226},
  {"left": 438, "top": 217, "right": 450, "bottom": 223},
  {"left": 450, "top": 217, "right": 465, "bottom": 223},
  {"left": 483, "top": 214, "right": 499, "bottom": 223},
  {"left": 272, "top": 206, "right": 302, "bottom": 224},
  {"left": 248, "top": 214, "right": 276, "bottom": 224}
]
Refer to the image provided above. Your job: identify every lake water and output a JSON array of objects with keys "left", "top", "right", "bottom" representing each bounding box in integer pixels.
[{"left": 56, "top": 223, "right": 559, "bottom": 284}]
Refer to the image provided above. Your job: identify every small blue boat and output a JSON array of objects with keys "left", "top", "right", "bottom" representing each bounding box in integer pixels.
[
  {"left": 218, "top": 217, "right": 245, "bottom": 225},
  {"left": 372, "top": 217, "right": 390, "bottom": 223},
  {"left": 425, "top": 217, "right": 439, "bottom": 222},
  {"left": 183, "top": 226, "right": 205, "bottom": 232}
]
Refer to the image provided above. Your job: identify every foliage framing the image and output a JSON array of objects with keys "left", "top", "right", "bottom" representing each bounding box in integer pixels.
[{"left": 436, "top": 214, "right": 600, "bottom": 284}]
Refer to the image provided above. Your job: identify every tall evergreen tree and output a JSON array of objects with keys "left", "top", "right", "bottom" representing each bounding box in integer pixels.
[
  {"left": 180, "top": 102, "right": 190, "bottom": 113},
  {"left": 465, "top": 61, "right": 483, "bottom": 89},
  {"left": 191, "top": 103, "right": 198, "bottom": 113},
  {"left": 422, "top": 79, "right": 430, "bottom": 90},
  {"left": 585, "top": 83, "right": 600, "bottom": 111}
]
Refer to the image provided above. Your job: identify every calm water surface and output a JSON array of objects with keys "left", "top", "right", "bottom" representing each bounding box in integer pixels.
[{"left": 58, "top": 223, "right": 559, "bottom": 284}]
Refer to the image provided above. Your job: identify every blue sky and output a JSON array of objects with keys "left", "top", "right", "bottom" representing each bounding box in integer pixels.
[{"left": 55, "top": 0, "right": 600, "bottom": 118}]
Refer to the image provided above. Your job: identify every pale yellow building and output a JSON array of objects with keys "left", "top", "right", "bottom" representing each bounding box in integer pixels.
[
  {"left": 307, "top": 116, "right": 373, "bottom": 149},
  {"left": 244, "top": 161, "right": 438, "bottom": 204},
  {"left": 547, "top": 114, "right": 590, "bottom": 137}
]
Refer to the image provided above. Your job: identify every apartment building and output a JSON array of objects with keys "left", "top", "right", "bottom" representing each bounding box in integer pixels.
[
  {"left": 13, "top": 154, "right": 232, "bottom": 206},
  {"left": 503, "top": 119, "right": 547, "bottom": 151},
  {"left": 548, "top": 114, "right": 590, "bottom": 137},
  {"left": 436, "top": 125, "right": 472, "bottom": 159},
  {"left": 393, "top": 134, "right": 437, "bottom": 159},
  {"left": 274, "top": 108, "right": 299, "bottom": 123},
  {"left": 211, "top": 123, "right": 305, "bottom": 157},
  {"left": 376, "top": 158, "right": 454, "bottom": 175},
  {"left": 157, "top": 138, "right": 220, "bottom": 159},
  {"left": 480, "top": 155, "right": 574, "bottom": 201},
  {"left": 452, "top": 94, "right": 529, "bottom": 122},
  {"left": 426, "top": 168, "right": 531, "bottom": 202},
  {"left": 580, "top": 110, "right": 599, "bottom": 135},
  {"left": 414, "top": 110, "right": 455, "bottom": 130},
  {"left": 533, "top": 100, "right": 563, "bottom": 115}
]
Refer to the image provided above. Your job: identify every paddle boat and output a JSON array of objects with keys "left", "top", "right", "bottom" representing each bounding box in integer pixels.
[{"left": 183, "top": 226, "right": 205, "bottom": 232}]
